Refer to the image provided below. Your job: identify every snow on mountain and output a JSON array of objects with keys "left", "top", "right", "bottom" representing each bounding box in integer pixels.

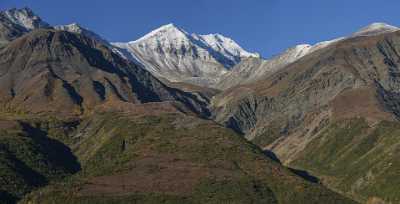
[
  {"left": 352, "top": 22, "right": 399, "bottom": 37},
  {"left": 112, "top": 23, "right": 259, "bottom": 87},
  {"left": 130, "top": 23, "right": 186, "bottom": 43},
  {"left": 194, "top": 34, "right": 260, "bottom": 67},
  {"left": 217, "top": 23, "right": 400, "bottom": 90},
  {"left": 308, "top": 37, "right": 345, "bottom": 53},
  {"left": 276, "top": 44, "right": 312, "bottom": 63},
  {"left": 217, "top": 44, "right": 313, "bottom": 89},
  {"left": 1, "top": 7, "right": 50, "bottom": 31},
  {"left": 54, "top": 23, "right": 111, "bottom": 46}
]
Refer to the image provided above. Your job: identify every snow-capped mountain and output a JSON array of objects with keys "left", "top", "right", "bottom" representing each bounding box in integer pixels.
[
  {"left": 112, "top": 23, "right": 259, "bottom": 87},
  {"left": 352, "top": 22, "right": 399, "bottom": 37},
  {"left": 1, "top": 7, "right": 50, "bottom": 31},
  {"left": 217, "top": 22, "right": 400, "bottom": 89},
  {"left": 54, "top": 23, "right": 111, "bottom": 46}
]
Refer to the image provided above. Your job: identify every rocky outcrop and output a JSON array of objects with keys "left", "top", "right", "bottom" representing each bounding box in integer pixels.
[{"left": 0, "top": 8, "right": 50, "bottom": 44}]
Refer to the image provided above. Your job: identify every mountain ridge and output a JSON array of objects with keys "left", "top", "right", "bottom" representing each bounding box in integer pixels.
[
  {"left": 1, "top": 7, "right": 50, "bottom": 31},
  {"left": 112, "top": 23, "right": 259, "bottom": 87},
  {"left": 54, "top": 23, "right": 111, "bottom": 47}
]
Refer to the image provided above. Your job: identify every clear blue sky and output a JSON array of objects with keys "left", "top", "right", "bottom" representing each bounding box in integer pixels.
[{"left": 1, "top": 0, "right": 400, "bottom": 58}]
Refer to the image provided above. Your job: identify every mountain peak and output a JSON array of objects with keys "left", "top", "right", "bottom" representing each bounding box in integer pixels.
[
  {"left": 69, "top": 22, "right": 81, "bottom": 27},
  {"left": 127, "top": 23, "right": 259, "bottom": 60},
  {"left": 8, "top": 7, "right": 33, "bottom": 15},
  {"left": 1, "top": 7, "right": 50, "bottom": 30},
  {"left": 112, "top": 23, "right": 260, "bottom": 87},
  {"left": 132, "top": 23, "right": 189, "bottom": 44},
  {"left": 161, "top": 23, "right": 177, "bottom": 29},
  {"left": 153, "top": 23, "right": 186, "bottom": 34},
  {"left": 150, "top": 23, "right": 180, "bottom": 33},
  {"left": 353, "top": 22, "right": 399, "bottom": 36},
  {"left": 366, "top": 22, "right": 397, "bottom": 29}
]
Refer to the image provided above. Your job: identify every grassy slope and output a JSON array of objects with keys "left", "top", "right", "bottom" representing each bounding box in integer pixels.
[
  {"left": 291, "top": 118, "right": 400, "bottom": 203},
  {"left": 18, "top": 112, "right": 355, "bottom": 204},
  {"left": 0, "top": 119, "right": 80, "bottom": 203}
]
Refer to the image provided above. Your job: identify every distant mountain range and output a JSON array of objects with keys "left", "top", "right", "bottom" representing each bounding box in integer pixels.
[
  {"left": 1, "top": 7, "right": 400, "bottom": 204},
  {"left": 4, "top": 7, "right": 398, "bottom": 90},
  {"left": 111, "top": 23, "right": 260, "bottom": 87},
  {"left": 110, "top": 21, "right": 400, "bottom": 89}
]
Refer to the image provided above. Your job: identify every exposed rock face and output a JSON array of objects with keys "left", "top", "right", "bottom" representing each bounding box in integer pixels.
[
  {"left": 0, "top": 14, "right": 26, "bottom": 44},
  {"left": 54, "top": 23, "right": 111, "bottom": 47},
  {"left": 0, "top": 8, "right": 50, "bottom": 44},
  {"left": 1, "top": 8, "right": 50, "bottom": 31}
]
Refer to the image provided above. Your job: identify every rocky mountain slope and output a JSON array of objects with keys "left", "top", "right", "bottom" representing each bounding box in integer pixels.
[
  {"left": 217, "top": 44, "right": 313, "bottom": 89},
  {"left": 211, "top": 23, "right": 400, "bottom": 203},
  {"left": 216, "top": 35, "right": 353, "bottom": 90},
  {"left": 112, "top": 24, "right": 259, "bottom": 87},
  {"left": 0, "top": 7, "right": 50, "bottom": 44},
  {"left": 0, "top": 29, "right": 210, "bottom": 117},
  {"left": 54, "top": 23, "right": 111, "bottom": 47},
  {"left": 353, "top": 22, "right": 399, "bottom": 37}
]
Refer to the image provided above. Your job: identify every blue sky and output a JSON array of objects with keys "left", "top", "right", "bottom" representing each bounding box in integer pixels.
[{"left": 1, "top": 0, "right": 400, "bottom": 58}]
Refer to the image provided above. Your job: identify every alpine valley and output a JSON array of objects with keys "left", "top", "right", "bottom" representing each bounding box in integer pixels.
[{"left": 0, "top": 7, "right": 399, "bottom": 204}]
